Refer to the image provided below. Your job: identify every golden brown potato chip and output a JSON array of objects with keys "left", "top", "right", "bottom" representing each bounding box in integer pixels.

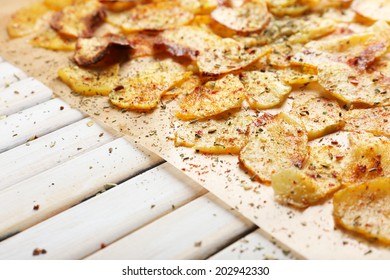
[
  {"left": 175, "top": 111, "right": 256, "bottom": 154},
  {"left": 343, "top": 107, "right": 390, "bottom": 137},
  {"left": 74, "top": 33, "right": 130, "bottom": 66},
  {"left": 342, "top": 133, "right": 390, "bottom": 186},
  {"left": 211, "top": 0, "right": 272, "bottom": 32},
  {"left": 58, "top": 63, "right": 119, "bottom": 96},
  {"left": 31, "top": 24, "right": 76, "bottom": 51},
  {"left": 50, "top": 1, "right": 106, "bottom": 38},
  {"left": 269, "top": 3, "right": 309, "bottom": 17},
  {"left": 352, "top": 0, "right": 390, "bottom": 22},
  {"left": 197, "top": 42, "right": 271, "bottom": 75},
  {"left": 44, "top": 0, "right": 89, "bottom": 10},
  {"left": 176, "top": 74, "right": 245, "bottom": 120},
  {"left": 176, "top": 0, "right": 218, "bottom": 14},
  {"left": 267, "top": 43, "right": 302, "bottom": 68},
  {"left": 127, "top": 32, "right": 164, "bottom": 58},
  {"left": 272, "top": 144, "right": 348, "bottom": 208},
  {"left": 333, "top": 177, "right": 390, "bottom": 244},
  {"left": 240, "top": 71, "right": 292, "bottom": 109},
  {"left": 279, "top": 67, "right": 317, "bottom": 85},
  {"left": 99, "top": 0, "right": 146, "bottom": 12},
  {"left": 7, "top": 3, "right": 50, "bottom": 38},
  {"left": 107, "top": 2, "right": 194, "bottom": 32},
  {"left": 289, "top": 91, "right": 344, "bottom": 139},
  {"left": 163, "top": 75, "right": 201, "bottom": 97},
  {"left": 240, "top": 112, "right": 308, "bottom": 184},
  {"left": 318, "top": 62, "right": 390, "bottom": 106}
]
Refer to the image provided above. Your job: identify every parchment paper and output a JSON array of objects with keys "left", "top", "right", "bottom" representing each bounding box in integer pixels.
[{"left": 1, "top": 0, "right": 389, "bottom": 259}]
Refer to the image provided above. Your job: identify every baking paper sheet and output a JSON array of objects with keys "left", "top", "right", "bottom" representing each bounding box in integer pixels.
[{"left": 1, "top": 0, "right": 389, "bottom": 259}]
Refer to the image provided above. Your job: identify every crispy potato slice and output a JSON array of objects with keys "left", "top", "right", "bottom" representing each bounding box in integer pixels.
[
  {"left": 164, "top": 75, "right": 201, "bottom": 97},
  {"left": 352, "top": 0, "right": 390, "bottom": 22},
  {"left": 267, "top": 43, "right": 302, "bottom": 68},
  {"left": 343, "top": 107, "right": 390, "bottom": 137},
  {"left": 7, "top": 2, "right": 50, "bottom": 38},
  {"left": 197, "top": 41, "right": 271, "bottom": 75},
  {"left": 99, "top": 0, "right": 147, "bottom": 12},
  {"left": 272, "top": 144, "right": 348, "bottom": 208},
  {"left": 292, "top": 21, "right": 390, "bottom": 70},
  {"left": 44, "top": 0, "right": 89, "bottom": 10},
  {"left": 240, "top": 71, "right": 292, "bottom": 109},
  {"left": 110, "top": 70, "right": 191, "bottom": 110},
  {"left": 279, "top": 67, "right": 317, "bottom": 85},
  {"left": 343, "top": 133, "right": 390, "bottom": 186},
  {"left": 108, "top": 2, "right": 194, "bottom": 32},
  {"left": 211, "top": 0, "right": 272, "bottom": 32},
  {"left": 127, "top": 32, "right": 164, "bottom": 58},
  {"left": 240, "top": 112, "right": 308, "bottom": 184},
  {"left": 333, "top": 177, "right": 390, "bottom": 244},
  {"left": 177, "top": 0, "right": 218, "bottom": 14},
  {"left": 58, "top": 63, "right": 119, "bottom": 96},
  {"left": 289, "top": 91, "right": 344, "bottom": 139},
  {"left": 318, "top": 62, "right": 390, "bottom": 106},
  {"left": 175, "top": 111, "right": 256, "bottom": 154},
  {"left": 74, "top": 33, "right": 130, "bottom": 66},
  {"left": 50, "top": 1, "right": 106, "bottom": 38},
  {"left": 157, "top": 26, "right": 221, "bottom": 59},
  {"left": 31, "top": 25, "right": 76, "bottom": 51},
  {"left": 176, "top": 74, "right": 245, "bottom": 120},
  {"left": 269, "top": 3, "right": 309, "bottom": 17}
]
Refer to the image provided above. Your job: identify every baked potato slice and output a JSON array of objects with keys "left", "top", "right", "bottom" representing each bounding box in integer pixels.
[
  {"left": 240, "top": 71, "right": 292, "bottom": 109},
  {"left": 333, "top": 177, "right": 390, "bottom": 245},
  {"left": 50, "top": 0, "right": 106, "bottom": 38},
  {"left": 7, "top": 2, "right": 50, "bottom": 38},
  {"left": 211, "top": 0, "right": 272, "bottom": 33},
  {"left": 343, "top": 107, "right": 390, "bottom": 137},
  {"left": 352, "top": 0, "right": 390, "bottom": 22},
  {"left": 342, "top": 133, "right": 390, "bottom": 186},
  {"left": 289, "top": 91, "right": 344, "bottom": 139},
  {"left": 110, "top": 71, "right": 191, "bottom": 110},
  {"left": 176, "top": 74, "right": 245, "bottom": 120},
  {"left": 272, "top": 144, "right": 348, "bottom": 208},
  {"left": 31, "top": 25, "right": 76, "bottom": 51},
  {"left": 279, "top": 67, "right": 317, "bottom": 85},
  {"left": 108, "top": 2, "right": 194, "bottom": 32},
  {"left": 58, "top": 63, "right": 119, "bottom": 96},
  {"left": 175, "top": 111, "right": 256, "bottom": 154},
  {"left": 240, "top": 112, "right": 308, "bottom": 184},
  {"left": 163, "top": 75, "right": 201, "bottom": 97}
]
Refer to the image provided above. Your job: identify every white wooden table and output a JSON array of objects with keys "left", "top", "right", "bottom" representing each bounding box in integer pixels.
[{"left": 0, "top": 57, "right": 295, "bottom": 260}]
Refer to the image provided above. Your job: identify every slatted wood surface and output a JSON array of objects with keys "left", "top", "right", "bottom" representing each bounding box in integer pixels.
[{"left": 0, "top": 58, "right": 294, "bottom": 260}]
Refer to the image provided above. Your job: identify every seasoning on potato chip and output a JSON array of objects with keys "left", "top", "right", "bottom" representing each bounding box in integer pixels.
[
  {"left": 240, "top": 71, "right": 292, "bottom": 109},
  {"left": 211, "top": 0, "right": 272, "bottom": 32},
  {"left": 240, "top": 112, "right": 308, "bottom": 184},
  {"left": 176, "top": 74, "right": 246, "bottom": 120},
  {"left": 58, "top": 63, "right": 120, "bottom": 96},
  {"left": 333, "top": 177, "right": 390, "bottom": 245}
]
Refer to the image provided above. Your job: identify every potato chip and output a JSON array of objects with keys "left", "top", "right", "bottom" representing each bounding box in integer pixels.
[
  {"left": 176, "top": 0, "right": 218, "bottom": 14},
  {"left": 279, "top": 67, "right": 317, "bottom": 85},
  {"left": 99, "top": 0, "right": 141, "bottom": 12},
  {"left": 267, "top": 43, "right": 302, "bottom": 68},
  {"left": 289, "top": 91, "right": 344, "bottom": 139},
  {"left": 44, "top": 0, "right": 88, "bottom": 10},
  {"left": 211, "top": 0, "right": 272, "bottom": 32},
  {"left": 7, "top": 3, "right": 50, "bottom": 38},
  {"left": 318, "top": 62, "right": 390, "bottom": 106},
  {"left": 333, "top": 177, "right": 390, "bottom": 245},
  {"left": 343, "top": 107, "right": 390, "bottom": 137},
  {"left": 50, "top": 1, "right": 106, "bottom": 38},
  {"left": 240, "top": 71, "right": 292, "bottom": 109},
  {"left": 74, "top": 33, "right": 130, "bottom": 66},
  {"left": 342, "top": 133, "right": 390, "bottom": 186},
  {"left": 269, "top": 3, "right": 309, "bottom": 17},
  {"left": 197, "top": 41, "right": 271, "bottom": 75},
  {"left": 110, "top": 70, "right": 191, "bottom": 110},
  {"left": 240, "top": 112, "right": 308, "bottom": 184},
  {"left": 352, "top": 0, "right": 390, "bottom": 22},
  {"left": 58, "top": 63, "right": 119, "bottom": 96},
  {"left": 127, "top": 32, "right": 164, "bottom": 58},
  {"left": 272, "top": 144, "right": 348, "bottom": 208},
  {"left": 31, "top": 25, "right": 76, "bottom": 51},
  {"left": 108, "top": 2, "right": 194, "bottom": 32},
  {"left": 176, "top": 74, "right": 245, "bottom": 120},
  {"left": 175, "top": 111, "right": 256, "bottom": 154},
  {"left": 163, "top": 75, "right": 201, "bottom": 97}
]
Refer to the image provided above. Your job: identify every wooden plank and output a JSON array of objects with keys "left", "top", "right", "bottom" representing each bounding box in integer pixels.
[
  {"left": 0, "top": 163, "right": 206, "bottom": 259},
  {"left": 0, "top": 62, "right": 27, "bottom": 88},
  {"left": 86, "top": 193, "right": 256, "bottom": 260},
  {"left": 209, "top": 229, "right": 296, "bottom": 260},
  {"left": 0, "top": 118, "right": 116, "bottom": 191},
  {"left": 0, "top": 137, "right": 163, "bottom": 240},
  {"left": 0, "top": 77, "right": 52, "bottom": 116},
  {"left": 0, "top": 98, "right": 84, "bottom": 153}
]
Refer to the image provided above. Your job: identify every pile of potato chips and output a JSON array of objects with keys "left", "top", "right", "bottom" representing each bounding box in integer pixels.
[{"left": 7, "top": 0, "right": 390, "bottom": 244}]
